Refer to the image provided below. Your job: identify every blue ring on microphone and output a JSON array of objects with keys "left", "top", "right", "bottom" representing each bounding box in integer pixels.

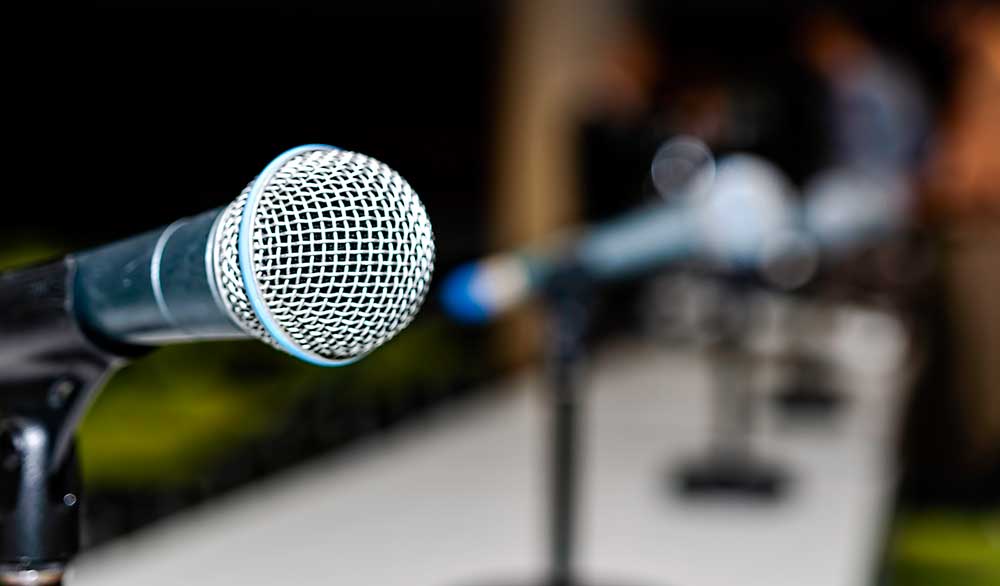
[{"left": 238, "top": 144, "right": 358, "bottom": 367}]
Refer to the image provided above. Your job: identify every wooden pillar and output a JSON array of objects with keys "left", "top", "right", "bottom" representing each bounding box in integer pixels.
[{"left": 490, "top": 0, "right": 621, "bottom": 365}]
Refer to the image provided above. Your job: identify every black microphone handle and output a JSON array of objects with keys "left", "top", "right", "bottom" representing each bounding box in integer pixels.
[
  {"left": 71, "top": 207, "right": 244, "bottom": 346},
  {"left": 0, "top": 207, "right": 246, "bottom": 374}
]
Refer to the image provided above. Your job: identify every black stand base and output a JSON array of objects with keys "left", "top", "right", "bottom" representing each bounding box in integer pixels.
[
  {"left": 774, "top": 384, "right": 846, "bottom": 418},
  {"left": 0, "top": 565, "right": 64, "bottom": 585},
  {"left": 470, "top": 569, "right": 654, "bottom": 586},
  {"left": 675, "top": 454, "right": 788, "bottom": 500},
  {"left": 472, "top": 579, "right": 644, "bottom": 586},
  {"left": 773, "top": 352, "right": 847, "bottom": 419}
]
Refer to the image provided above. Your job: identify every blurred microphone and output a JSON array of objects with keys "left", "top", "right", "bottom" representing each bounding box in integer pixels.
[
  {"left": 442, "top": 155, "right": 796, "bottom": 323},
  {"left": 0, "top": 145, "right": 436, "bottom": 368},
  {"left": 802, "top": 167, "right": 911, "bottom": 259}
]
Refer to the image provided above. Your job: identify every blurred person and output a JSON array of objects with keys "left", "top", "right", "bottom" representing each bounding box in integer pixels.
[
  {"left": 802, "top": 8, "right": 931, "bottom": 175},
  {"left": 800, "top": 7, "right": 931, "bottom": 292},
  {"left": 800, "top": 7, "right": 931, "bottom": 293},
  {"left": 789, "top": 8, "right": 934, "bottom": 349}
]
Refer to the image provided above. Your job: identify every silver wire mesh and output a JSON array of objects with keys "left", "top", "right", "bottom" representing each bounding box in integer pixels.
[{"left": 212, "top": 149, "right": 435, "bottom": 362}]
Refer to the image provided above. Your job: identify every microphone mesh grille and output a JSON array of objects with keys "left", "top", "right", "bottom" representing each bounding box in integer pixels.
[{"left": 213, "top": 148, "right": 434, "bottom": 363}]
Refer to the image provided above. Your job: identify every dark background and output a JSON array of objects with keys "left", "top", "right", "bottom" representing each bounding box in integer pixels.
[
  {"left": 12, "top": 3, "right": 502, "bottom": 270},
  {"left": 4, "top": 1, "right": 995, "bottom": 582}
]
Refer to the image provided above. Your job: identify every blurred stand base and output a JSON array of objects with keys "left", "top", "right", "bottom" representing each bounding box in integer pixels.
[
  {"left": 773, "top": 356, "right": 848, "bottom": 420},
  {"left": 474, "top": 579, "right": 649, "bottom": 586},
  {"left": 672, "top": 292, "right": 791, "bottom": 502},
  {"left": 774, "top": 385, "right": 845, "bottom": 418},
  {"left": 675, "top": 453, "right": 788, "bottom": 500}
]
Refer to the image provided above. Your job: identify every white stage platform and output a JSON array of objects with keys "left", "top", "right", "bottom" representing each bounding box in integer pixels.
[{"left": 72, "top": 340, "right": 903, "bottom": 586}]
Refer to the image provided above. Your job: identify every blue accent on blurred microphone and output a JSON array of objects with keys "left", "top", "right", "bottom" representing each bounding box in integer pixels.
[
  {"left": 440, "top": 262, "right": 493, "bottom": 324},
  {"left": 440, "top": 204, "right": 698, "bottom": 323}
]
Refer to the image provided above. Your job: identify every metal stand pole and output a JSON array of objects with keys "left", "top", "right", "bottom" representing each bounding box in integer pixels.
[
  {"left": 469, "top": 269, "right": 655, "bottom": 586},
  {"left": 709, "top": 335, "right": 756, "bottom": 465},
  {"left": 543, "top": 280, "right": 590, "bottom": 586}
]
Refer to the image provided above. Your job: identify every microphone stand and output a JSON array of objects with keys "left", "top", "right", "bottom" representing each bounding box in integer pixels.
[
  {"left": 475, "top": 266, "right": 650, "bottom": 586},
  {"left": 541, "top": 268, "right": 591, "bottom": 586},
  {"left": 675, "top": 282, "right": 787, "bottom": 499},
  {"left": 0, "top": 261, "right": 130, "bottom": 585},
  {"left": 773, "top": 298, "right": 844, "bottom": 419}
]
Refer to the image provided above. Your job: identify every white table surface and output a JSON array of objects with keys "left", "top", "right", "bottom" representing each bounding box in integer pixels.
[{"left": 71, "top": 340, "right": 902, "bottom": 586}]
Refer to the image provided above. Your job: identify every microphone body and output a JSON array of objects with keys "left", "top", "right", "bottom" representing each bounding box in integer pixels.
[
  {"left": 442, "top": 154, "right": 795, "bottom": 322},
  {"left": 72, "top": 207, "right": 239, "bottom": 346},
  {"left": 441, "top": 206, "right": 699, "bottom": 323},
  {"left": 802, "top": 168, "right": 911, "bottom": 258},
  {"left": 1, "top": 145, "right": 436, "bottom": 369},
  {"left": 0, "top": 210, "right": 239, "bottom": 381},
  {"left": 441, "top": 156, "right": 913, "bottom": 324}
]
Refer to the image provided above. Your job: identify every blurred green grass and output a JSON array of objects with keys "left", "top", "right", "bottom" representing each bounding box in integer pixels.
[
  {"left": 77, "top": 317, "right": 470, "bottom": 488},
  {"left": 0, "top": 241, "right": 62, "bottom": 271},
  {"left": 888, "top": 509, "right": 1000, "bottom": 586},
  {"left": 3, "top": 244, "right": 475, "bottom": 489}
]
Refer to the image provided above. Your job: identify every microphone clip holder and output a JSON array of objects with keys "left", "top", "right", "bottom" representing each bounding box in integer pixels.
[{"left": 0, "top": 260, "right": 134, "bottom": 584}]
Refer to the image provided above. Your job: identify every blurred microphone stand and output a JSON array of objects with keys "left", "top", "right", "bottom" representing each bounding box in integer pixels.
[
  {"left": 773, "top": 306, "right": 845, "bottom": 419},
  {"left": 0, "top": 263, "right": 133, "bottom": 585},
  {"left": 476, "top": 264, "right": 648, "bottom": 586},
  {"left": 675, "top": 281, "right": 788, "bottom": 499},
  {"left": 541, "top": 266, "right": 591, "bottom": 586}
]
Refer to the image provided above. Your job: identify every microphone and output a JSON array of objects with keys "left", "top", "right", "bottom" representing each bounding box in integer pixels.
[
  {"left": 441, "top": 155, "right": 796, "bottom": 322},
  {"left": 1, "top": 145, "right": 436, "bottom": 368},
  {"left": 0, "top": 145, "right": 435, "bottom": 580},
  {"left": 802, "top": 167, "right": 911, "bottom": 258}
]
